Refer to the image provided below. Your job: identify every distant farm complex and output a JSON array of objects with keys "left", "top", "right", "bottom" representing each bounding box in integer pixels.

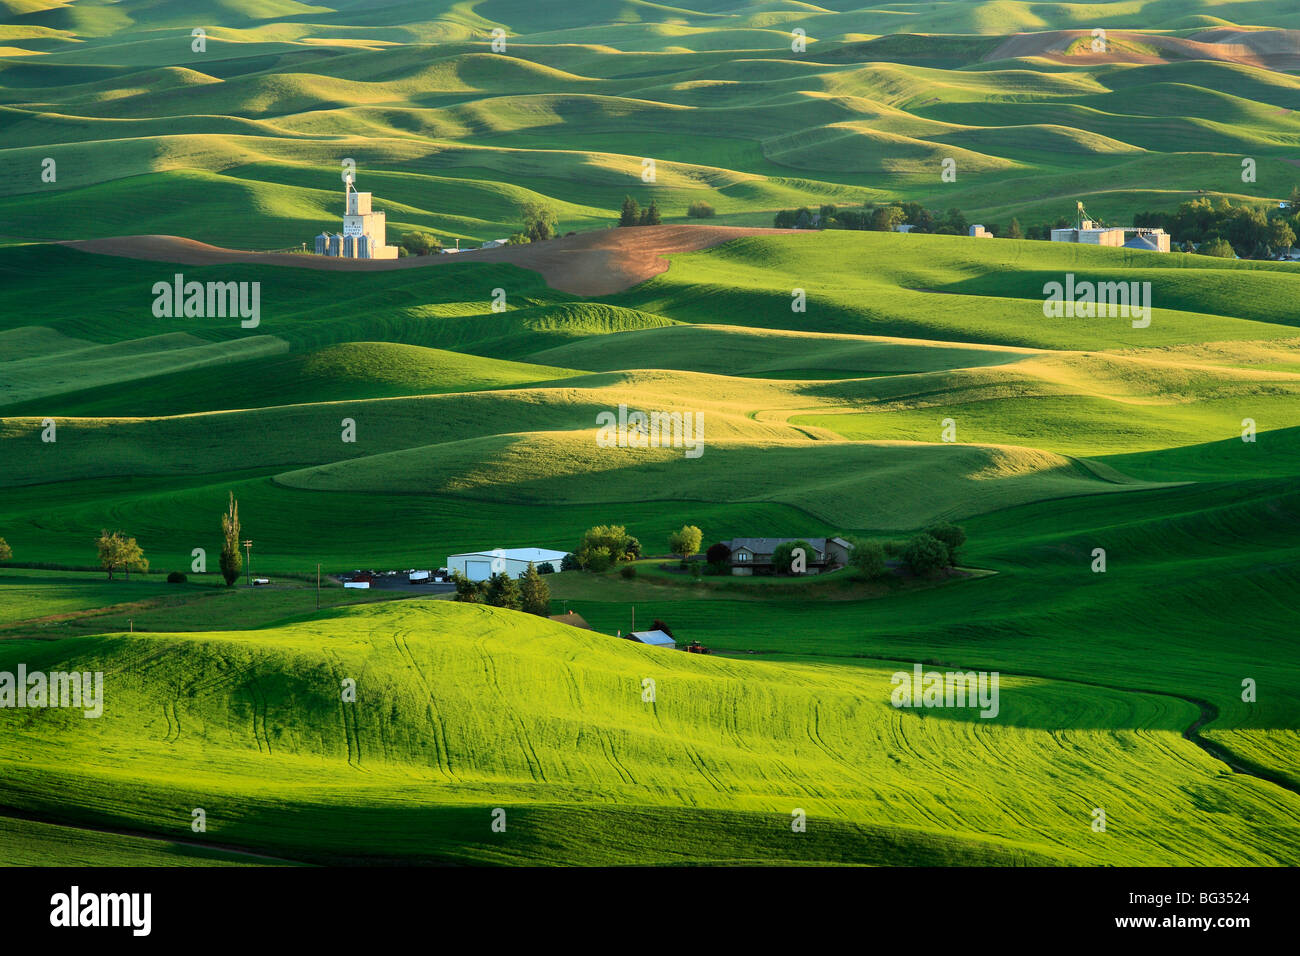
[
  {"left": 313, "top": 174, "right": 398, "bottom": 259},
  {"left": 1051, "top": 204, "right": 1171, "bottom": 252}
]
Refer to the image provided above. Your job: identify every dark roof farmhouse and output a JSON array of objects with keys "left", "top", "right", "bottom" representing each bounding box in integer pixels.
[{"left": 721, "top": 537, "right": 853, "bottom": 575}]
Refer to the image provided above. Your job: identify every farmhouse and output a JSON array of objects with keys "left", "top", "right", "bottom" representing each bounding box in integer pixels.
[
  {"left": 447, "top": 547, "right": 568, "bottom": 581},
  {"left": 720, "top": 537, "right": 853, "bottom": 575}
]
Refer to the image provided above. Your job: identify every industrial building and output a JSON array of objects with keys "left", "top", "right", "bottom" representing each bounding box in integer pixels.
[
  {"left": 447, "top": 547, "right": 569, "bottom": 581},
  {"left": 312, "top": 173, "right": 398, "bottom": 259},
  {"left": 1050, "top": 204, "right": 1170, "bottom": 252}
]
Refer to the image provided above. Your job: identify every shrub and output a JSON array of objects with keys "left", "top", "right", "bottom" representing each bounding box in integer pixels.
[
  {"left": 848, "top": 540, "right": 887, "bottom": 579},
  {"left": 687, "top": 201, "right": 716, "bottom": 219},
  {"left": 883, "top": 539, "right": 908, "bottom": 557},
  {"left": 166, "top": 571, "right": 187, "bottom": 584},
  {"left": 401, "top": 231, "right": 441, "bottom": 256},
  {"left": 585, "top": 546, "right": 613, "bottom": 573},
  {"left": 560, "top": 552, "right": 579, "bottom": 572},
  {"left": 537, "top": 562, "right": 556, "bottom": 574},
  {"left": 620, "top": 564, "right": 637, "bottom": 579},
  {"left": 450, "top": 570, "right": 484, "bottom": 603},
  {"left": 903, "top": 534, "right": 949, "bottom": 576},
  {"left": 705, "top": 542, "right": 732, "bottom": 565}
]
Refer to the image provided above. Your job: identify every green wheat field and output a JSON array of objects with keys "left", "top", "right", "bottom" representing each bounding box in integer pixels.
[{"left": 0, "top": 0, "right": 1298, "bottom": 867}]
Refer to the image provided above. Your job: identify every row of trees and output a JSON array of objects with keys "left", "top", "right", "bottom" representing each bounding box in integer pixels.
[
  {"left": 848, "top": 522, "right": 966, "bottom": 578},
  {"left": 774, "top": 202, "right": 976, "bottom": 235},
  {"left": 450, "top": 562, "right": 551, "bottom": 616}
]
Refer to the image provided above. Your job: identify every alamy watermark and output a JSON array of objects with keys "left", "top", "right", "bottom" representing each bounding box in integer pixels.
[
  {"left": 1042, "top": 273, "right": 1151, "bottom": 328},
  {"left": 152, "top": 273, "right": 260, "bottom": 328},
  {"left": 50, "top": 886, "right": 150, "bottom": 936},
  {"left": 0, "top": 665, "right": 103, "bottom": 718},
  {"left": 890, "top": 663, "right": 999, "bottom": 718},
  {"left": 596, "top": 403, "right": 704, "bottom": 458}
]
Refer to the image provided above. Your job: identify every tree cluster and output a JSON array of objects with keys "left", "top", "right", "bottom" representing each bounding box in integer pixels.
[
  {"left": 451, "top": 561, "right": 551, "bottom": 616},
  {"left": 96, "top": 529, "right": 148, "bottom": 580},
  {"left": 400, "top": 231, "right": 442, "bottom": 256},
  {"left": 619, "top": 196, "right": 662, "bottom": 227},
  {"left": 572, "top": 525, "right": 641, "bottom": 571},
  {"left": 521, "top": 201, "right": 558, "bottom": 242},
  {"left": 1134, "top": 194, "right": 1298, "bottom": 259}
]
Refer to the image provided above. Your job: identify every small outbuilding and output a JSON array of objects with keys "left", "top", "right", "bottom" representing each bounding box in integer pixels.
[{"left": 629, "top": 629, "right": 676, "bottom": 648}]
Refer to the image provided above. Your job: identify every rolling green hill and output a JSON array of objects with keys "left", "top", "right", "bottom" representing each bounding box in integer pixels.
[
  {"left": 1, "top": 600, "right": 1294, "bottom": 866},
  {"left": 2, "top": 0, "right": 1298, "bottom": 868},
  {"left": 7, "top": 4, "right": 1300, "bottom": 243}
]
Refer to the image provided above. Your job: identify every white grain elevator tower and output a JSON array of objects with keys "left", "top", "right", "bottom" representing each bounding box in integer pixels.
[{"left": 316, "top": 172, "right": 397, "bottom": 258}]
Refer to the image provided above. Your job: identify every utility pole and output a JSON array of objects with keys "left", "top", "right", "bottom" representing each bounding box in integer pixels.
[
  {"left": 631, "top": 605, "right": 635, "bottom": 633},
  {"left": 243, "top": 539, "right": 253, "bottom": 586},
  {"left": 317, "top": 563, "right": 321, "bottom": 610}
]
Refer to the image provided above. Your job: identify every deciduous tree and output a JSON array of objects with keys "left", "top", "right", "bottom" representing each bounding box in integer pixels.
[{"left": 669, "top": 525, "right": 703, "bottom": 562}]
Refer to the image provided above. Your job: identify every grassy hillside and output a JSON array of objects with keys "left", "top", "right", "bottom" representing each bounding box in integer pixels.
[
  {"left": 7, "top": 4, "right": 1300, "bottom": 244},
  {"left": 2, "top": 0, "right": 1298, "bottom": 868},
  {"left": 0, "top": 600, "right": 1294, "bottom": 866}
]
